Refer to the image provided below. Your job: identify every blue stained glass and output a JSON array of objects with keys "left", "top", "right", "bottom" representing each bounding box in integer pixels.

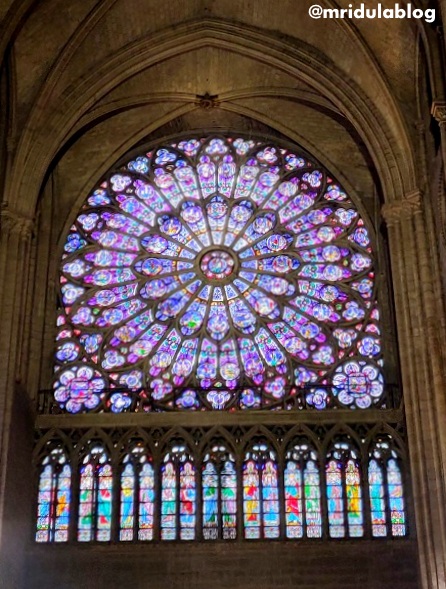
[
  {"left": 388, "top": 459, "right": 406, "bottom": 536},
  {"left": 202, "top": 451, "right": 237, "bottom": 541},
  {"left": 119, "top": 449, "right": 155, "bottom": 541},
  {"left": 369, "top": 459, "right": 386, "bottom": 537}
]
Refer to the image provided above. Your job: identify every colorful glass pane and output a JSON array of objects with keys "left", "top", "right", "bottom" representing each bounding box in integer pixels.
[
  {"left": 161, "top": 446, "right": 196, "bottom": 541},
  {"left": 345, "top": 459, "right": 363, "bottom": 537},
  {"left": 243, "top": 460, "right": 260, "bottom": 539},
  {"left": 97, "top": 463, "right": 113, "bottom": 541},
  {"left": 78, "top": 447, "right": 112, "bottom": 542},
  {"left": 327, "top": 459, "right": 344, "bottom": 538},
  {"left": 35, "top": 449, "right": 71, "bottom": 543},
  {"left": 262, "top": 460, "right": 280, "bottom": 538},
  {"left": 180, "top": 461, "right": 196, "bottom": 540},
  {"left": 285, "top": 461, "right": 303, "bottom": 538},
  {"left": 388, "top": 459, "right": 406, "bottom": 536},
  {"left": 243, "top": 444, "right": 279, "bottom": 539},
  {"left": 78, "top": 462, "right": 94, "bottom": 541},
  {"left": 161, "top": 461, "right": 177, "bottom": 541},
  {"left": 368, "top": 459, "right": 386, "bottom": 537},
  {"left": 55, "top": 136, "right": 384, "bottom": 413},
  {"left": 119, "top": 448, "right": 155, "bottom": 541},
  {"left": 221, "top": 461, "right": 237, "bottom": 539},
  {"left": 139, "top": 463, "right": 155, "bottom": 540},
  {"left": 369, "top": 439, "right": 406, "bottom": 537},
  {"left": 305, "top": 461, "right": 322, "bottom": 538},
  {"left": 119, "top": 463, "right": 135, "bottom": 541},
  {"left": 284, "top": 443, "right": 322, "bottom": 539},
  {"left": 202, "top": 462, "right": 219, "bottom": 539}
]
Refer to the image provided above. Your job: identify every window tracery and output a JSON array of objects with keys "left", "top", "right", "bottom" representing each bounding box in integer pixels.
[
  {"left": 368, "top": 437, "right": 406, "bottom": 537},
  {"left": 284, "top": 440, "right": 322, "bottom": 538},
  {"left": 54, "top": 135, "right": 384, "bottom": 413},
  {"left": 78, "top": 445, "right": 113, "bottom": 542},
  {"left": 202, "top": 444, "right": 237, "bottom": 540},
  {"left": 36, "top": 135, "right": 406, "bottom": 546},
  {"left": 34, "top": 429, "right": 407, "bottom": 543},
  {"left": 243, "top": 442, "right": 280, "bottom": 539},
  {"left": 35, "top": 447, "right": 71, "bottom": 542},
  {"left": 326, "top": 441, "right": 363, "bottom": 538},
  {"left": 119, "top": 445, "right": 155, "bottom": 541}
]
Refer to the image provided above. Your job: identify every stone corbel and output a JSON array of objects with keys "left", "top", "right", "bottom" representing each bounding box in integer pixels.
[
  {"left": 431, "top": 101, "right": 446, "bottom": 126},
  {"left": 0, "top": 205, "right": 34, "bottom": 240},
  {"left": 381, "top": 191, "right": 423, "bottom": 227}
]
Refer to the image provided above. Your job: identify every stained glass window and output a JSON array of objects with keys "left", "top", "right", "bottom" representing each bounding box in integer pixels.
[
  {"left": 202, "top": 445, "right": 237, "bottom": 540},
  {"left": 284, "top": 442, "right": 322, "bottom": 538},
  {"left": 54, "top": 135, "right": 384, "bottom": 413},
  {"left": 161, "top": 445, "right": 196, "bottom": 540},
  {"left": 78, "top": 445, "right": 113, "bottom": 541},
  {"left": 326, "top": 441, "right": 363, "bottom": 538},
  {"left": 119, "top": 446, "right": 155, "bottom": 541},
  {"left": 35, "top": 447, "right": 71, "bottom": 542},
  {"left": 243, "top": 443, "right": 280, "bottom": 539},
  {"left": 369, "top": 439, "right": 406, "bottom": 537}
]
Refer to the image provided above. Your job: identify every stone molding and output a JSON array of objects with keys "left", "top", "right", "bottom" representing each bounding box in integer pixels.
[{"left": 7, "top": 18, "right": 416, "bottom": 217}]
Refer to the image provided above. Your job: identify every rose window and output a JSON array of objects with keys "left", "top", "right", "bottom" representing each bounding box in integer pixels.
[{"left": 55, "top": 136, "right": 383, "bottom": 412}]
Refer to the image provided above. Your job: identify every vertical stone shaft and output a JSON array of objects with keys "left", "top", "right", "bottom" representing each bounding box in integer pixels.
[
  {"left": 0, "top": 208, "right": 33, "bottom": 542},
  {"left": 383, "top": 195, "right": 446, "bottom": 589}
]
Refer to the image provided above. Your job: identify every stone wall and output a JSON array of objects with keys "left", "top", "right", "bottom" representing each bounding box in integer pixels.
[{"left": 25, "top": 540, "right": 420, "bottom": 589}]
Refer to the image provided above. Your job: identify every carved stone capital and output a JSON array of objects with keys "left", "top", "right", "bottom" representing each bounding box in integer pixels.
[
  {"left": 0, "top": 205, "right": 34, "bottom": 240},
  {"left": 431, "top": 101, "right": 446, "bottom": 125},
  {"left": 381, "top": 191, "right": 423, "bottom": 226},
  {"left": 381, "top": 202, "right": 403, "bottom": 227},
  {"left": 404, "top": 190, "right": 423, "bottom": 214}
]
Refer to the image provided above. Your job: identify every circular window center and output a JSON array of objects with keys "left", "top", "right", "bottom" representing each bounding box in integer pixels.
[{"left": 200, "top": 250, "right": 236, "bottom": 281}]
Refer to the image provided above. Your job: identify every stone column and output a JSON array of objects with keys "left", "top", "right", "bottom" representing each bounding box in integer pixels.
[
  {"left": 382, "top": 193, "right": 446, "bottom": 589},
  {"left": 431, "top": 102, "right": 446, "bottom": 185},
  {"left": 0, "top": 205, "right": 34, "bottom": 539}
]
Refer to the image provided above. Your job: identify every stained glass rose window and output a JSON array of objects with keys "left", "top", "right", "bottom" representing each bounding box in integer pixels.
[{"left": 54, "top": 136, "right": 383, "bottom": 412}]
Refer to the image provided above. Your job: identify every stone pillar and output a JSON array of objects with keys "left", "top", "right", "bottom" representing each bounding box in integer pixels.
[
  {"left": 431, "top": 102, "right": 446, "bottom": 185},
  {"left": 382, "top": 192, "right": 446, "bottom": 589},
  {"left": 0, "top": 205, "right": 34, "bottom": 539}
]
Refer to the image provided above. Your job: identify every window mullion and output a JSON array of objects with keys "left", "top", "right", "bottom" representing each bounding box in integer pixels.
[
  {"left": 341, "top": 459, "right": 349, "bottom": 539},
  {"left": 301, "top": 459, "right": 307, "bottom": 539},
  {"left": 259, "top": 458, "right": 265, "bottom": 540},
  {"left": 92, "top": 460, "right": 99, "bottom": 542},
  {"left": 49, "top": 466, "right": 58, "bottom": 541},
  {"left": 382, "top": 459, "right": 393, "bottom": 537},
  {"left": 320, "top": 458, "right": 329, "bottom": 539},
  {"left": 134, "top": 461, "right": 141, "bottom": 542}
]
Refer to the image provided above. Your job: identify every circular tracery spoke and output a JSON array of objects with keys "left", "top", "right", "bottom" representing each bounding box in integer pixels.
[{"left": 55, "top": 136, "right": 383, "bottom": 413}]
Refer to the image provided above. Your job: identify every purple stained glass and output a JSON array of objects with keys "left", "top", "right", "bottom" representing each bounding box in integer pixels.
[{"left": 55, "top": 136, "right": 384, "bottom": 412}]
